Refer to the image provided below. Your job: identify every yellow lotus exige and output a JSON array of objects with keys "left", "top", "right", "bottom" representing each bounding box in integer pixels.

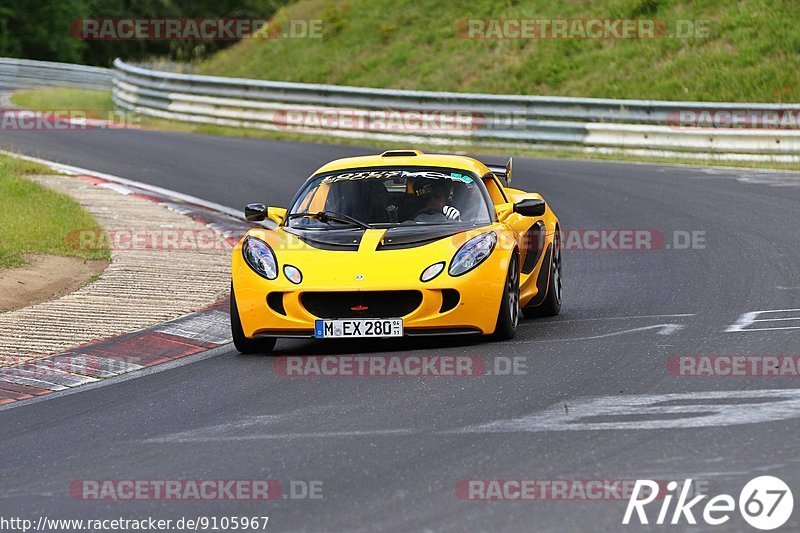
[{"left": 230, "top": 150, "right": 561, "bottom": 353}]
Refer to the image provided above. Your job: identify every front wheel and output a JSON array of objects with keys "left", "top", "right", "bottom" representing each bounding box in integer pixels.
[
  {"left": 493, "top": 253, "right": 520, "bottom": 340},
  {"left": 230, "top": 283, "right": 277, "bottom": 354}
]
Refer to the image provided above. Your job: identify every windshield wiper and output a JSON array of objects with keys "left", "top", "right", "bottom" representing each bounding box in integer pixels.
[{"left": 286, "top": 210, "right": 372, "bottom": 230}]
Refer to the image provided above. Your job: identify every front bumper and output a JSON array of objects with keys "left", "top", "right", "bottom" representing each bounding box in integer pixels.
[{"left": 232, "top": 250, "right": 509, "bottom": 338}]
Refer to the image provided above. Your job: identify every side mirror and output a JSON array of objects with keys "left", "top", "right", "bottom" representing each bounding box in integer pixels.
[
  {"left": 514, "top": 198, "right": 546, "bottom": 217},
  {"left": 245, "top": 203, "right": 267, "bottom": 221},
  {"left": 244, "top": 204, "right": 287, "bottom": 224}
]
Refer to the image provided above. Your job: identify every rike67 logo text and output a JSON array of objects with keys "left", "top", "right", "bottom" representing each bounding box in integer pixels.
[{"left": 623, "top": 476, "right": 793, "bottom": 530}]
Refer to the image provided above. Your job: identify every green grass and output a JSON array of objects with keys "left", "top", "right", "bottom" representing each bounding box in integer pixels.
[
  {"left": 8, "top": 2, "right": 800, "bottom": 173},
  {"left": 198, "top": 0, "right": 800, "bottom": 103},
  {"left": 0, "top": 154, "right": 110, "bottom": 269},
  {"left": 10, "top": 87, "right": 115, "bottom": 116}
]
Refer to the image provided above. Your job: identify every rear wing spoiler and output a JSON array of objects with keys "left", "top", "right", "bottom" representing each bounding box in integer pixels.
[{"left": 486, "top": 157, "right": 513, "bottom": 186}]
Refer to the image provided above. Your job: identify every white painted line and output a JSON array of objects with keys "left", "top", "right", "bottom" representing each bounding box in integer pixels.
[
  {"left": 141, "top": 408, "right": 415, "bottom": 443},
  {"left": 0, "top": 374, "right": 69, "bottom": 391},
  {"left": 453, "top": 389, "right": 800, "bottom": 433},
  {"left": 0, "top": 149, "right": 244, "bottom": 220},
  {"left": 1, "top": 365, "right": 98, "bottom": 388},
  {"left": 726, "top": 309, "right": 800, "bottom": 332},
  {"left": 516, "top": 323, "right": 685, "bottom": 343},
  {"left": 728, "top": 327, "right": 800, "bottom": 332},
  {"left": 147, "top": 429, "right": 418, "bottom": 443},
  {"left": 522, "top": 313, "right": 696, "bottom": 325},
  {"left": 737, "top": 308, "right": 800, "bottom": 314}
]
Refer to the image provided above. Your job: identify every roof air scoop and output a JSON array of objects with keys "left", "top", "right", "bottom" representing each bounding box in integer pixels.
[{"left": 381, "top": 150, "right": 423, "bottom": 157}]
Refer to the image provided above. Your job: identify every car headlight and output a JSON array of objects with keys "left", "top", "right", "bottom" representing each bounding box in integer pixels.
[
  {"left": 242, "top": 236, "right": 278, "bottom": 280},
  {"left": 283, "top": 264, "right": 303, "bottom": 284},
  {"left": 449, "top": 231, "right": 497, "bottom": 277},
  {"left": 420, "top": 261, "right": 445, "bottom": 282}
]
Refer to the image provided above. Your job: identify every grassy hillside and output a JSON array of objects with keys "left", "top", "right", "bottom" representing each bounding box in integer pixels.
[{"left": 199, "top": 0, "right": 800, "bottom": 102}]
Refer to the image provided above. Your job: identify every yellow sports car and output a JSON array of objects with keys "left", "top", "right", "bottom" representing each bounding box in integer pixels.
[{"left": 230, "top": 150, "right": 561, "bottom": 353}]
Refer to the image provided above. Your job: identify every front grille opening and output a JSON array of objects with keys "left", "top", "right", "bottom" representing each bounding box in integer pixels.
[
  {"left": 440, "top": 289, "right": 460, "bottom": 313},
  {"left": 267, "top": 292, "right": 287, "bottom": 315},
  {"left": 301, "top": 291, "right": 422, "bottom": 319}
]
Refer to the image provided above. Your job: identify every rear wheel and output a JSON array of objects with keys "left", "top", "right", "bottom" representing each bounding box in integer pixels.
[
  {"left": 494, "top": 253, "right": 520, "bottom": 340},
  {"left": 522, "top": 231, "right": 562, "bottom": 318},
  {"left": 230, "top": 284, "right": 276, "bottom": 354}
]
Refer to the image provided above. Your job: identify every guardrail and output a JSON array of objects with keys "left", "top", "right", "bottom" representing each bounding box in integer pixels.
[
  {"left": 111, "top": 59, "right": 800, "bottom": 162},
  {"left": 2, "top": 57, "right": 798, "bottom": 162},
  {"left": 0, "top": 58, "right": 112, "bottom": 90}
]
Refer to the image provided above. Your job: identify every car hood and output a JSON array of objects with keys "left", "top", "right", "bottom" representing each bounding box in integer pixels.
[{"left": 284, "top": 224, "right": 483, "bottom": 252}]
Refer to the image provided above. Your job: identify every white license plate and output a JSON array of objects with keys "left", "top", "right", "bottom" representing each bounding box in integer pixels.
[{"left": 314, "top": 318, "right": 403, "bottom": 338}]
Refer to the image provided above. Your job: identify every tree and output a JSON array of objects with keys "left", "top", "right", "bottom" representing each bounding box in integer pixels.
[{"left": 0, "top": 0, "right": 291, "bottom": 66}]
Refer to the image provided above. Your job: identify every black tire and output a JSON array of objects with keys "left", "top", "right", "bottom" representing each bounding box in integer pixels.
[
  {"left": 493, "top": 253, "right": 520, "bottom": 340},
  {"left": 522, "top": 231, "right": 562, "bottom": 318},
  {"left": 230, "top": 284, "right": 277, "bottom": 354}
]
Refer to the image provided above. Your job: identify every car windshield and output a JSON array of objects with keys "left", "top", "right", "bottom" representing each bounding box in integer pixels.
[{"left": 286, "top": 168, "right": 492, "bottom": 229}]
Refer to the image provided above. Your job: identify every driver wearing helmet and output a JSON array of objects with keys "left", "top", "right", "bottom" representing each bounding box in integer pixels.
[{"left": 412, "top": 178, "right": 461, "bottom": 222}]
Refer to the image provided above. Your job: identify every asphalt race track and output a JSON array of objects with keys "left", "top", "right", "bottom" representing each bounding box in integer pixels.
[{"left": 1, "top": 126, "right": 800, "bottom": 531}]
